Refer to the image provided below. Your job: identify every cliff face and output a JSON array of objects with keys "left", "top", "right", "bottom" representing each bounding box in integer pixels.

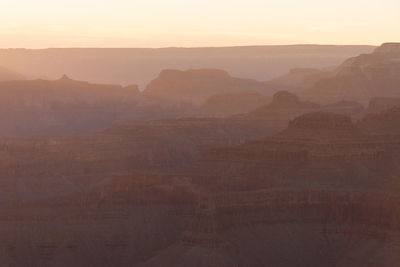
[
  {"left": 140, "top": 112, "right": 400, "bottom": 267},
  {"left": 0, "top": 174, "right": 195, "bottom": 267},
  {"left": 144, "top": 190, "right": 400, "bottom": 267},
  {"left": 143, "top": 69, "right": 274, "bottom": 105},
  {"left": 300, "top": 43, "right": 400, "bottom": 104},
  {"left": 0, "top": 111, "right": 400, "bottom": 266},
  {"left": 0, "top": 116, "right": 279, "bottom": 202}
]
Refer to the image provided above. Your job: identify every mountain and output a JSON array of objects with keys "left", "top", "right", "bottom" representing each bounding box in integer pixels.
[
  {"left": 263, "top": 67, "right": 331, "bottom": 92},
  {"left": 141, "top": 112, "right": 400, "bottom": 267},
  {"left": 143, "top": 69, "right": 273, "bottom": 104},
  {"left": 0, "top": 65, "right": 25, "bottom": 81},
  {"left": 183, "top": 90, "right": 271, "bottom": 118},
  {"left": 0, "top": 111, "right": 399, "bottom": 266},
  {"left": 238, "top": 91, "right": 364, "bottom": 128},
  {"left": 300, "top": 43, "right": 400, "bottom": 103},
  {"left": 0, "top": 75, "right": 191, "bottom": 136},
  {"left": 0, "top": 45, "right": 375, "bottom": 87}
]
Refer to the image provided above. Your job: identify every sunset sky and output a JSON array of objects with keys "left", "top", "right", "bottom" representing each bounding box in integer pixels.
[{"left": 1, "top": 0, "right": 399, "bottom": 48}]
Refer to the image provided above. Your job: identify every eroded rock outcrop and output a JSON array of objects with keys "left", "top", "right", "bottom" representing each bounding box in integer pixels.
[
  {"left": 143, "top": 69, "right": 274, "bottom": 105},
  {"left": 300, "top": 43, "right": 400, "bottom": 104}
]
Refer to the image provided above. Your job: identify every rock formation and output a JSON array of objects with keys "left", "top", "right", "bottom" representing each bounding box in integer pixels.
[
  {"left": 143, "top": 69, "right": 275, "bottom": 105},
  {"left": 140, "top": 112, "right": 400, "bottom": 266},
  {"left": 300, "top": 43, "right": 400, "bottom": 104},
  {"left": 0, "top": 45, "right": 374, "bottom": 87},
  {"left": 0, "top": 76, "right": 190, "bottom": 136}
]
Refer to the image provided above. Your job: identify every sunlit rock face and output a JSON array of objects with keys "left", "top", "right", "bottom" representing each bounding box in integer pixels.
[
  {"left": 143, "top": 69, "right": 274, "bottom": 105},
  {"left": 300, "top": 43, "right": 400, "bottom": 104}
]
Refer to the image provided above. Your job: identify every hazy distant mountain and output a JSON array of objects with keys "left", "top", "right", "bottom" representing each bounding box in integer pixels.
[
  {"left": 0, "top": 75, "right": 188, "bottom": 136},
  {"left": 0, "top": 45, "right": 374, "bottom": 87},
  {"left": 0, "top": 65, "right": 25, "bottom": 81},
  {"left": 184, "top": 90, "right": 271, "bottom": 118},
  {"left": 263, "top": 67, "right": 331, "bottom": 92},
  {"left": 299, "top": 43, "right": 400, "bottom": 103},
  {"left": 143, "top": 69, "right": 273, "bottom": 104}
]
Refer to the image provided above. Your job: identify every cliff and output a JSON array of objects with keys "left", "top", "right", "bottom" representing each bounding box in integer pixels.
[{"left": 143, "top": 69, "right": 274, "bottom": 105}]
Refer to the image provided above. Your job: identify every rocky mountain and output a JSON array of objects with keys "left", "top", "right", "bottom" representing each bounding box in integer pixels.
[
  {"left": 141, "top": 112, "right": 400, "bottom": 267},
  {"left": 0, "top": 116, "right": 279, "bottom": 202},
  {"left": 237, "top": 91, "right": 364, "bottom": 131},
  {"left": 300, "top": 43, "right": 400, "bottom": 104},
  {"left": 0, "top": 45, "right": 374, "bottom": 87},
  {"left": 0, "top": 111, "right": 399, "bottom": 266},
  {"left": 0, "top": 75, "right": 190, "bottom": 136},
  {"left": 263, "top": 67, "right": 331, "bottom": 92},
  {"left": 143, "top": 69, "right": 273, "bottom": 105}
]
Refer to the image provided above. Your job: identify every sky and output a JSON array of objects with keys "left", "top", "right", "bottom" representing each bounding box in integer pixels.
[{"left": 0, "top": 0, "right": 399, "bottom": 48}]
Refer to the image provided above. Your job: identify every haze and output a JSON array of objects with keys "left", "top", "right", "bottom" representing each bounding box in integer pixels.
[{"left": 1, "top": 0, "right": 399, "bottom": 48}]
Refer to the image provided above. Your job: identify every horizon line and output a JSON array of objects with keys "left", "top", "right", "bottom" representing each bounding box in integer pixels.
[{"left": 0, "top": 43, "right": 382, "bottom": 50}]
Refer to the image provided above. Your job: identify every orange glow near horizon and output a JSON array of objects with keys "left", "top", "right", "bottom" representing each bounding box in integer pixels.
[{"left": 0, "top": 0, "right": 399, "bottom": 48}]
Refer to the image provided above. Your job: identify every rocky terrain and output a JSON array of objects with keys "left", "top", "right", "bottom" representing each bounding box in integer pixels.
[
  {"left": 0, "top": 75, "right": 189, "bottom": 136},
  {"left": 184, "top": 90, "right": 271, "bottom": 118},
  {"left": 143, "top": 69, "right": 274, "bottom": 105},
  {"left": 299, "top": 43, "right": 400, "bottom": 104},
  {"left": 0, "top": 110, "right": 399, "bottom": 266},
  {"left": 0, "top": 45, "right": 374, "bottom": 87},
  {"left": 141, "top": 112, "right": 400, "bottom": 267},
  {"left": 0, "top": 43, "right": 399, "bottom": 266}
]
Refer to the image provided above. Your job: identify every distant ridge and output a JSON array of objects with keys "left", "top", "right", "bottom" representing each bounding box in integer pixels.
[{"left": 0, "top": 45, "right": 375, "bottom": 87}]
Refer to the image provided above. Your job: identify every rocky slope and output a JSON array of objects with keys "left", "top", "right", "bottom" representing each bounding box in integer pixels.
[
  {"left": 0, "top": 116, "right": 279, "bottom": 202},
  {"left": 0, "top": 111, "right": 399, "bottom": 266},
  {"left": 300, "top": 43, "right": 400, "bottom": 104},
  {"left": 140, "top": 112, "right": 400, "bottom": 266}
]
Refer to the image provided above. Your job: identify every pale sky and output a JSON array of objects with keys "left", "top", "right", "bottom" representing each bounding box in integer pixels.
[{"left": 0, "top": 0, "right": 399, "bottom": 48}]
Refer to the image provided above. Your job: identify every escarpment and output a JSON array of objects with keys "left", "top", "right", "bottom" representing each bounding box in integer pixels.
[
  {"left": 185, "top": 112, "right": 400, "bottom": 192},
  {"left": 300, "top": 43, "right": 400, "bottom": 104},
  {"left": 142, "top": 112, "right": 400, "bottom": 267}
]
